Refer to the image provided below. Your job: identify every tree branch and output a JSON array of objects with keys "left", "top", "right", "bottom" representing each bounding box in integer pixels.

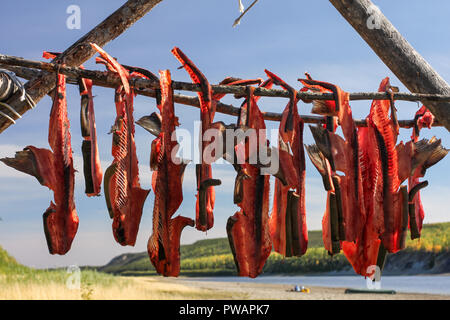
[{"left": 329, "top": 0, "right": 450, "bottom": 131}]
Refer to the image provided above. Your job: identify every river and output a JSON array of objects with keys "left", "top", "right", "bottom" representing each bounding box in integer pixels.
[{"left": 187, "top": 275, "right": 450, "bottom": 295}]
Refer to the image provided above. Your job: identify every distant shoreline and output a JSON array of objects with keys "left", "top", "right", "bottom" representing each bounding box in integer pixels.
[
  {"left": 104, "top": 270, "right": 450, "bottom": 277},
  {"left": 158, "top": 276, "right": 450, "bottom": 300},
  {"left": 97, "top": 223, "right": 450, "bottom": 277}
]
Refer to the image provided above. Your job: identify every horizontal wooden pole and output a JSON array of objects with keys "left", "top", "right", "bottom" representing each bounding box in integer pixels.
[
  {"left": 0, "top": 63, "right": 441, "bottom": 129},
  {"left": 2, "top": 54, "right": 450, "bottom": 104}
]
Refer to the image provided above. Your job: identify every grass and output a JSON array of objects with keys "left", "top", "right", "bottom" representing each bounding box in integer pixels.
[
  {"left": 1, "top": 222, "right": 448, "bottom": 299},
  {"left": 0, "top": 246, "right": 234, "bottom": 300},
  {"left": 0, "top": 274, "right": 238, "bottom": 300}
]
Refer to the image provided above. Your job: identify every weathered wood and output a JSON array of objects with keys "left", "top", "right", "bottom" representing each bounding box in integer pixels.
[
  {"left": 1, "top": 64, "right": 440, "bottom": 129},
  {"left": 329, "top": 0, "right": 450, "bottom": 131},
  {"left": 0, "top": 0, "right": 162, "bottom": 133},
  {"left": 2, "top": 55, "right": 450, "bottom": 103}
]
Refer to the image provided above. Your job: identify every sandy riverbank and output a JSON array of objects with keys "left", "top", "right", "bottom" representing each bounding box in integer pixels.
[
  {"left": 138, "top": 276, "right": 449, "bottom": 300},
  {"left": 1, "top": 275, "right": 448, "bottom": 300}
]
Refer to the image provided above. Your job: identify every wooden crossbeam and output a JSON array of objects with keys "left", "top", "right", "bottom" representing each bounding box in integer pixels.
[
  {"left": 0, "top": 62, "right": 441, "bottom": 129},
  {"left": 0, "top": 0, "right": 163, "bottom": 134},
  {"left": 2, "top": 55, "right": 450, "bottom": 104}
]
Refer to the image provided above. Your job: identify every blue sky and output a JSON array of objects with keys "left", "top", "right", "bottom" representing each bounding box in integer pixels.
[{"left": 0, "top": 0, "right": 449, "bottom": 268}]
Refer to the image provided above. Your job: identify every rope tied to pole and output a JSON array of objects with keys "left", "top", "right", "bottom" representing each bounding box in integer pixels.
[{"left": 0, "top": 69, "right": 36, "bottom": 123}]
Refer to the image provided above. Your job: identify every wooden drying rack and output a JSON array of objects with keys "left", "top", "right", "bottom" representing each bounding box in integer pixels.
[
  {"left": 0, "top": 54, "right": 446, "bottom": 128},
  {"left": 0, "top": 0, "right": 449, "bottom": 133}
]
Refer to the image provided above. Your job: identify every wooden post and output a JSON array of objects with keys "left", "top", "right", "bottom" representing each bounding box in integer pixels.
[
  {"left": 329, "top": 0, "right": 450, "bottom": 131},
  {"left": 0, "top": 0, "right": 162, "bottom": 133}
]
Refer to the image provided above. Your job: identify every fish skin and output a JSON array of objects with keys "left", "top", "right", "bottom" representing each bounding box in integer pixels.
[
  {"left": 42, "top": 50, "right": 102, "bottom": 198},
  {"left": 298, "top": 77, "right": 341, "bottom": 117},
  {"left": 147, "top": 70, "right": 194, "bottom": 277},
  {"left": 407, "top": 136, "right": 448, "bottom": 237},
  {"left": 136, "top": 112, "right": 162, "bottom": 137},
  {"left": 40, "top": 74, "right": 79, "bottom": 255},
  {"left": 1, "top": 74, "right": 79, "bottom": 255},
  {"left": 342, "top": 124, "right": 384, "bottom": 276},
  {"left": 92, "top": 43, "right": 149, "bottom": 246},
  {"left": 265, "top": 70, "right": 308, "bottom": 257},
  {"left": 171, "top": 47, "right": 218, "bottom": 232},
  {"left": 367, "top": 77, "right": 404, "bottom": 253},
  {"left": 301, "top": 77, "right": 365, "bottom": 251},
  {"left": 79, "top": 77, "right": 103, "bottom": 196},
  {"left": 151, "top": 216, "right": 194, "bottom": 277},
  {"left": 408, "top": 106, "right": 433, "bottom": 237},
  {"left": 343, "top": 78, "right": 402, "bottom": 275},
  {"left": 227, "top": 86, "right": 272, "bottom": 278}
]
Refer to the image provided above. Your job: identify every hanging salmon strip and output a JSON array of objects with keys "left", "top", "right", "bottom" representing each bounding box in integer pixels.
[
  {"left": 338, "top": 78, "right": 401, "bottom": 274},
  {"left": 1, "top": 74, "right": 78, "bottom": 255},
  {"left": 146, "top": 70, "right": 194, "bottom": 277},
  {"left": 343, "top": 79, "right": 447, "bottom": 276},
  {"left": 301, "top": 76, "right": 365, "bottom": 253},
  {"left": 91, "top": 43, "right": 150, "bottom": 246},
  {"left": 402, "top": 136, "right": 448, "bottom": 239},
  {"left": 343, "top": 78, "right": 409, "bottom": 274},
  {"left": 341, "top": 123, "right": 386, "bottom": 276},
  {"left": 265, "top": 70, "right": 308, "bottom": 257},
  {"left": 42, "top": 51, "right": 103, "bottom": 197},
  {"left": 366, "top": 77, "right": 405, "bottom": 253},
  {"left": 407, "top": 106, "right": 447, "bottom": 238},
  {"left": 78, "top": 77, "right": 103, "bottom": 196},
  {"left": 342, "top": 79, "right": 447, "bottom": 275},
  {"left": 207, "top": 77, "right": 265, "bottom": 177},
  {"left": 227, "top": 85, "right": 272, "bottom": 278},
  {"left": 171, "top": 47, "right": 221, "bottom": 231}
]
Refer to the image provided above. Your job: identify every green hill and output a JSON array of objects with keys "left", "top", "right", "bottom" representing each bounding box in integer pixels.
[
  {"left": 0, "top": 245, "right": 28, "bottom": 274},
  {"left": 99, "top": 229, "right": 325, "bottom": 275},
  {"left": 0, "top": 245, "right": 118, "bottom": 301},
  {"left": 99, "top": 222, "right": 450, "bottom": 276}
]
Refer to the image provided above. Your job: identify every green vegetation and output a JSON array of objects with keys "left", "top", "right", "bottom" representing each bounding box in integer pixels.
[
  {"left": 100, "top": 222, "right": 450, "bottom": 276},
  {"left": 0, "top": 245, "right": 28, "bottom": 274},
  {"left": 405, "top": 222, "right": 449, "bottom": 252},
  {"left": 0, "top": 245, "right": 119, "bottom": 299},
  {"left": 2, "top": 222, "right": 448, "bottom": 283},
  {"left": 0, "top": 222, "right": 447, "bottom": 299},
  {"left": 0, "top": 246, "right": 237, "bottom": 300}
]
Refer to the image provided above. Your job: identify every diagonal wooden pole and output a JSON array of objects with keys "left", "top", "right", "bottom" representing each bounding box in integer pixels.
[
  {"left": 329, "top": 0, "right": 450, "bottom": 132},
  {"left": 0, "top": 0, "right": 162, "bottom": 133}
]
